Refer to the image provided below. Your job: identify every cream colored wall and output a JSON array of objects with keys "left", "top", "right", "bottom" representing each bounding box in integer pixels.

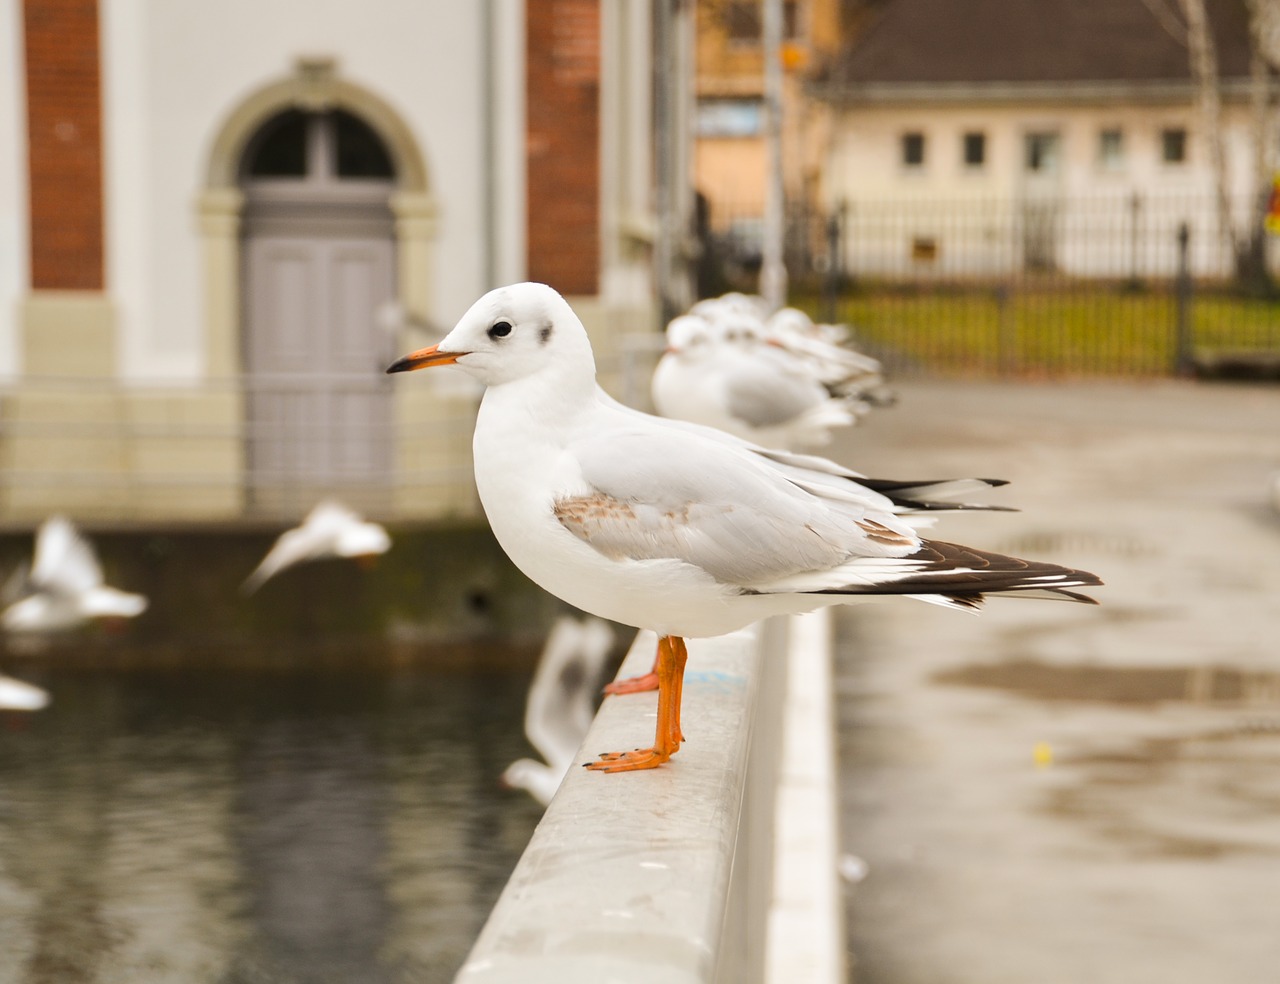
[
  {"left": 2, "top": 294, "right": 243, "bottom": 522},
  {"left": 822, "top": 101, "right": 1252, "bottom": 203},
  {"left": 823, "top": 99, "right": 1265, "bottom": 277},
  {"left": 697, "top": 138, "right": 769, "bottom": 220}
]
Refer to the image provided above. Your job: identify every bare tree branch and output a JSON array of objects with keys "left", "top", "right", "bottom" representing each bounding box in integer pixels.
[{"left": 1139, "top": 0, "right": 1190, "bottom": 44}]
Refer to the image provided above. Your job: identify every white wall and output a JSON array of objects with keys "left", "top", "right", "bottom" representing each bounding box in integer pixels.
[
  {"left": 102, "top": 0, "right": 493, "bottom": 380},
  {"left": 825, "top": 100, "right": 1263, "bottom": 278},
  {"left": 0, "top": 0, "right": 26, "bottom": 377}
]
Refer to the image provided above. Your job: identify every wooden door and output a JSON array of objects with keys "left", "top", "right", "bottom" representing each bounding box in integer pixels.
[
  {"left": 239, "top": 109, "right": 398, "bottom": 513},
  {"left": 243, "top": 232, "right": 394, "bottom": 506}
]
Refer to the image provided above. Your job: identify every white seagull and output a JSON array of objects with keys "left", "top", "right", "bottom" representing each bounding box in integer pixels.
[
  {"left": 1, "top": 516, "right": 148, "bottom": 634},
  {"left": 0, "top": 673, "right": 50, "bottom": 711},
  {"left": 501, "top": 615, "right": 616, "bottom": 806},
  {"left": 651, "top": 313, "right": 865, "bottom": 450},
  {"left": 388, "top": 283, "right": 1101, "bottom": 773},
  {"left": 243, "top": 499, "right": 392, "bottom": 594},
  {"left": 764, "top": 306, "right": 892, "bottom": 403}
]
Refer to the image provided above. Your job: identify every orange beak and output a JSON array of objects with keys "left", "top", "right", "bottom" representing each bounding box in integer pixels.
[{"left": 385, "top": 344, "right": 465, "bottom": 373}]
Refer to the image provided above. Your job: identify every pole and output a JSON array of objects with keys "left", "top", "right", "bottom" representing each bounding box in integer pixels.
[
  {"left": 822, "top": 204, "right": 842, "bottom": 324},
  {"left": 653, "top": 0, "right": 677, "bottom": 326},
  {"left": 760, "top": 0, "right": 787, "bottom": 310},
  {"left": 1174, "top": 222, "right": 1194, "bottom": 375}
]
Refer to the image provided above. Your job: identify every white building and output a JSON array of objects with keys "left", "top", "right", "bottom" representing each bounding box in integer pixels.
[
  {"left": 811, "top": 0, "right": 1272, "bottom": 280},
  {"left": 0, "top": 1, "right": 671, "bottom": 524}
]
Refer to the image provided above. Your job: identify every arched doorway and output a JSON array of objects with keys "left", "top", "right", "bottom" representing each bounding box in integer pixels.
[{"left": 239, "top": 107, "right": 397, "bottom": 510}]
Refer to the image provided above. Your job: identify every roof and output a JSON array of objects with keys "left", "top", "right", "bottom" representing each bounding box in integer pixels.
[{"left": 817, "top": 0, "right": 1255, "bottom": 99}]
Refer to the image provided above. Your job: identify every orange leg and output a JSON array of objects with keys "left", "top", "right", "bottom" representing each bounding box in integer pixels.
[
  {"left": 667, "top": 636, "right": 686, "bottom": 746},
  {"left": 587, "top": 634, "right": 688, "bottom": 773},
  {"left": 602, "top": 657, "right": 659, "bottom": 695}
]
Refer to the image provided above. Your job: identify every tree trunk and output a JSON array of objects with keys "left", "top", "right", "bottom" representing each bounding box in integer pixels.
[{"left": 1180, "top": 0, "right": 1245, "bottom": 274}]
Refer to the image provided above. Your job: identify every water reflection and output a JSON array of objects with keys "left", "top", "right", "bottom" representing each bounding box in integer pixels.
[{"left": 0, "top": 660, "right": 543, "bottom": 983}]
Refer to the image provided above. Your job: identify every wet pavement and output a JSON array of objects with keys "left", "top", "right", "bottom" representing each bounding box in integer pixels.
[{"left": 827, "top": 379, "right": 1280, "bottom": 984}]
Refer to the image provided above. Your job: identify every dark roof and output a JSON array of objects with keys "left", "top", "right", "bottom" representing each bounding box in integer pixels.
[{"left": 820, "top": 0, "right": 1254, "bottom": 94}]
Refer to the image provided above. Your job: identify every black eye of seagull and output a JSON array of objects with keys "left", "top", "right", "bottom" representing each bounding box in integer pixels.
[{"left": 488, "top": 321, "right": 513, "bottom": 339}]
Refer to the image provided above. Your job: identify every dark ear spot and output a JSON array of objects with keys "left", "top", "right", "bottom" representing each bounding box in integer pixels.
[{"left": 539, "top": 321, "right": 554, "bottom": 345}]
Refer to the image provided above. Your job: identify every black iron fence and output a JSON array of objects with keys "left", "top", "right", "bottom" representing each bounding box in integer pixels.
[{"left": 701, "top": 193, "right": 1280, "bottom": 378}]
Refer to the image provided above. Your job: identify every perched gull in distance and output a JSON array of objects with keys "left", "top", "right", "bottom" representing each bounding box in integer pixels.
[
  {"left": 501, "top": 615, "right": 616, "bottom": 806},
  {"left": 768, "top": 305, "right": 850, "bottom": 345},
  {"left": 243, "top": 499, "right": 392, "bottom": 594},
  {"left": 764, "top": 306, "right": 894, "bottom": 405},
  {"left": 388, "top": 283, "right": 1101, "bottom": 773},
  {"left": 0, "top": 673, "right": 50, "bottom": 711},
  {"left": 1, "top": 516, "right": 148, "bottom": 634},
  {"left": 688, "top": 291, "right": 770, "bottom": 323},
  {"left": 651, "top": 313, "right": 865, "bottom": 450}
]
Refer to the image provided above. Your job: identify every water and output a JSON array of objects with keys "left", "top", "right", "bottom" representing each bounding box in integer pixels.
[{"left": 0, "top": 660, "right": 545, "bottom": 984}]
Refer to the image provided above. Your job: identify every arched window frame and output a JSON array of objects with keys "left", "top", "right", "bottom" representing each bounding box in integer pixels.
[{"left": 198, "top": 59, "right": 438, "bottom": 377}]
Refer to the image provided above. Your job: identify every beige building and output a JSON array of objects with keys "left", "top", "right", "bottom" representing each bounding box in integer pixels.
[
  {"left": 812, "top": 0, "right": 1275, "bottom": 279},
  {"left": 1, "top": 1, "right": 665, "bottom": 527}
]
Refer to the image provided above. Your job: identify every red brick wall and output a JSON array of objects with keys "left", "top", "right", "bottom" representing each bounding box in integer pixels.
[
  {"left": 24, "top": 0, "right": 105, "bottom": 291},
  {"left": 526, "top": 0, "right": 600, "bottom": 295}
]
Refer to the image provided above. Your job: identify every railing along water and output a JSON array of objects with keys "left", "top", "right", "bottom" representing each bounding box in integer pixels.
[{"left": 455, "top": 611, "right": 847, "bottom": 984}]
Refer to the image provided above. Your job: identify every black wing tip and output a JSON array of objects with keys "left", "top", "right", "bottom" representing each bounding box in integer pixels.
[{"left": 1053, "top": 588, "right": 1101, "bottom": 604}]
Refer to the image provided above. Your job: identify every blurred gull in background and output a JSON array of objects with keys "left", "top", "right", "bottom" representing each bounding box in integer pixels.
[
  {"left": 501, "top": 615, "right": 616, "bottom": 806},
  {"left": 242, "top": 499, "right": 391, "bottom": 594},
  {"left": 0, "top": 672, "right": 49, "bottom": 711},
  {"left": 652, "top": 293, "right": 893, "bottom": 450},
  {"left": 1, "top": 516, "right": 148, "bottom": 634},
  {"left": 652, "top": 312, "right": 867, "bottom": 450}
]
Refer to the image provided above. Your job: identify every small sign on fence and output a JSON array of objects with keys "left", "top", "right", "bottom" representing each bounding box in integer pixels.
[{"left": 1266, "top": 173, "right": 1280, "bottom": 234}]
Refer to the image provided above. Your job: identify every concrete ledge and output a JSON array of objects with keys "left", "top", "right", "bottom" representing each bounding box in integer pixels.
[
  {"left": 456, "top": 627, "right": 763, "bottom": 984},
  {"left": 766, "top": 609, "right": 847, "bottom": 984},
  {"left": 456, "top": 614, "right": 848, "bottom": 984}
]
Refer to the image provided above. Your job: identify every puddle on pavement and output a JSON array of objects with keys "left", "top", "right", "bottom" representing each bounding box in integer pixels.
[
  {"left": 936, "top": 657, "right": 1280, "bottom": 859},
  {"left": 934, "top": 658, "right": 1280, "bottom": 707}
]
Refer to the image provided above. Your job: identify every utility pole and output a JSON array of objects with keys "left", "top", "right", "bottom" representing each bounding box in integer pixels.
[
  {"left": 653, "top": 0, "right": 695, "bottom": 325},
  {"left": 760, "top": 0, "right": 787, "bottom": 310}
]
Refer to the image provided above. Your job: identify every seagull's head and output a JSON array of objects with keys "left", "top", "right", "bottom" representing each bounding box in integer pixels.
[
  {"left": 386, "top": 283, "right": 595, "bottom": 388},
  {"left": 664, "top": 315, "right": 713, "bottom": 360},
  {"left": 714, "top": 317, "right": 765, "bottom": 349}
]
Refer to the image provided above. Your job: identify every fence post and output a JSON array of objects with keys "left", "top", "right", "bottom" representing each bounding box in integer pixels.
[
  {"left": 1127, "top": 191, "right": 1143, "bottom": 288},
  {"left": 996, "top": 283, "right": 1015, "bottom": 375},
  {"left": 1174, "top": 222, "right": 1194, "bottom": 375},
  {"left": 822, "top": 202, "right": 845, "bottom": 324}
]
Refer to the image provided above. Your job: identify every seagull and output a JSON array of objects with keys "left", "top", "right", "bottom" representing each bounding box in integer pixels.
[
  {"left": 387, "top": 283, "right": 1101, "bottom": 773},
  {"left": 0, "top": 673, "right": 50, "bottom": 711},
  {"left": 242, "top": 499, "right": 391, "bottom": 594},
  {"left": 501, "top": 615, "right": 616, "bottom": 805},
  {"left": 651, "top": 313, "right": 866, "bottom": 450},
  {"left": 1, "top": 516, "right": 148, "bottom": 634},
  {"left": 764, "top": 306, "right": 892, "bottom": 404}
]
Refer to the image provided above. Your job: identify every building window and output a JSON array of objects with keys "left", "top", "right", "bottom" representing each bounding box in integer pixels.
[
  {"left": 902, "top": 132, "right": 926, "bottom": 168},
  {"left": 1098, "top": 128, "right": 1124, "bottom": 170},
  {"left": 963, "top": 132, "right": 986, "bottom": 168},
  {"left": 696, "top": 99, "right": 764, "bottom": 138},
  {"left": 1162, "top": 127, "right": 1188, "bottom": 164},
  {"left": 1024, "top": 131, "right": 1061, "bottom": 174}
]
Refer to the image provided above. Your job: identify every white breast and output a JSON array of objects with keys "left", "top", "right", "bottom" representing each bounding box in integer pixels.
[{"left": 471, "top": 387, "right": 781, "bottom": 638}]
